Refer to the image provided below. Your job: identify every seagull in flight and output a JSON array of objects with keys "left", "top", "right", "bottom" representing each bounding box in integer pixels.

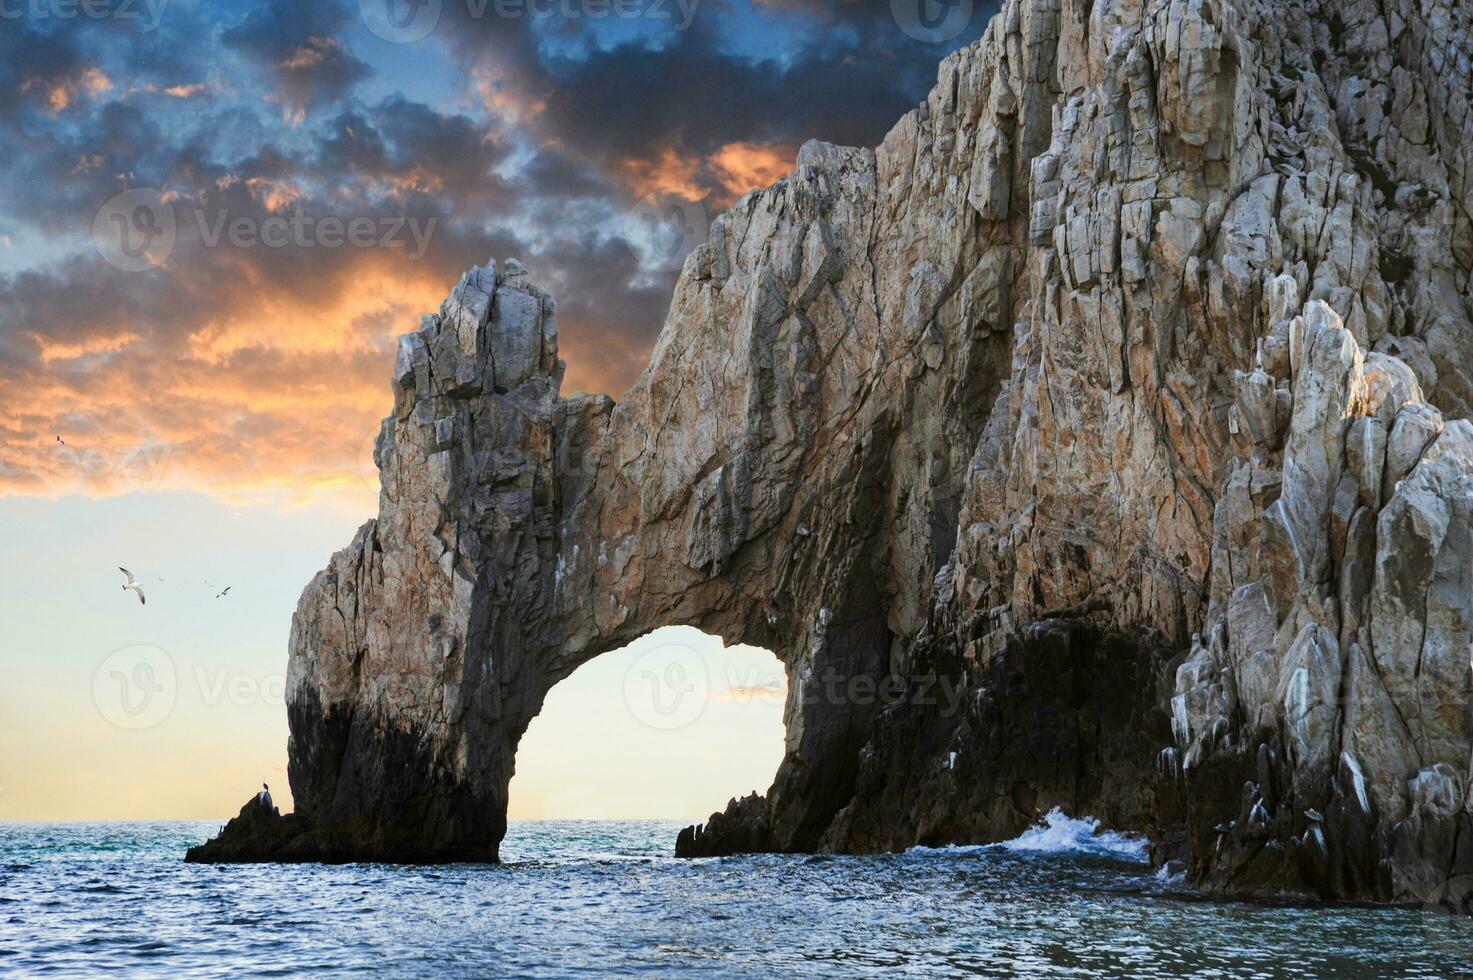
[
  {"left": 55, "top": 436, "right": 65, "bottom": 446},
  {"left": 215, "top": 586, "right": 231, "bottom": 599},
  {"left": 118, "top": 567, "right": 146, "bottom": 605}
]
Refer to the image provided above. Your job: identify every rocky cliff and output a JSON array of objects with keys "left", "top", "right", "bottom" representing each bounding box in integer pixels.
[{"left": 190, "top": 0, "right": 1473, "bottom": 910}]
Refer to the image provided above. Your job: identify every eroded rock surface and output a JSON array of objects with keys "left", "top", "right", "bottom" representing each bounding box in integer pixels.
[{"left": 193, "top": 0, "right": 1472, "bottom": 908}]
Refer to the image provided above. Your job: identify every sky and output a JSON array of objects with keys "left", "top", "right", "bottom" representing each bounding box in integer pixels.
[{"left": 0, "top": 0, "right": 993, "bottom": 821}]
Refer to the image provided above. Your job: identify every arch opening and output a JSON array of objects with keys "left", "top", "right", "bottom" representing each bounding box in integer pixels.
[{"left": 508, "top": 626, "right": 788, "bottom": 824}]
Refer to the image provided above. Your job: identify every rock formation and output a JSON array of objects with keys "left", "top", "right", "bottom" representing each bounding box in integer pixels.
[
  {"left": 184, "top": 794, "right": 297, "bottom": 863},
  {"left": 190, "top": 0, "right": 1472, "bottom": 910}
]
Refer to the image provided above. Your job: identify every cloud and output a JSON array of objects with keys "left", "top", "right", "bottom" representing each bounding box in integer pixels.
[
  {"left": 615, "top": 140, "right": 796, "bottom": 206},
  {"left": 453, "top": 5, "right": 992, "bottom": 199},
  {"left": 1, "top": 0, "right": 990, "bottom": 507},
  {"left": 313, "top": 98, "right": 514, "bottom": 205},
  {"left": 711, "top": 679, "right": 786, "bottom": 703},
  {"left": 221, "top": 0, "right": 369, "bottom": 119},
  {"left": 0, "top": 22, "right": 85, "bottom": 120}
]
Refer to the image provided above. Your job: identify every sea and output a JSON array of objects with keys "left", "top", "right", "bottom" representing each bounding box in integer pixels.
[{"left": 1, "top": 810, "right": 1468, "bottom": 977}]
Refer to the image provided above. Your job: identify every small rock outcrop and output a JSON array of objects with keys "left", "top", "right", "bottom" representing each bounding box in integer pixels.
[
  {"left": 192, "top": 0, "right": 1473, "bottom": 909},
  {"left": 185, "top": 793, "right": 302, "bottom": 864},
  {"left": 677, "top": 793, "right": 773, "bottom": 858}
]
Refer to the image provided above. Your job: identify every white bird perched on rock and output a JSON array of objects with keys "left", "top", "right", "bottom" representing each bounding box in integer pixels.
[{"left": 118, "top": 567, "right": 146, "bottom": 605}]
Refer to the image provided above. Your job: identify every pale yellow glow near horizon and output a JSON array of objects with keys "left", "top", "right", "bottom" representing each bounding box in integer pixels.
[
  {"left": 0, "top": 493, "right": 787, "bottom": 824},
  {"left": 509, "top": 628, "right": 787, "bottom": 821}
]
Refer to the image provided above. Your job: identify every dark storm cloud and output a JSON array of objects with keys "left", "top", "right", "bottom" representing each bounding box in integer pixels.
[
  {"left": 221, "top": 0, "right": 369, "bottom": 116},
  {"left": 515, "top": 148, "right": 611, "bottom": 200},
  {"left": 533, "top": 29, "right": 907, "bottom": 160},
  {"left": 436, "top": 0, "right": 995, "bottom": 202},
  {"left": 0, "top": 22, "right": 84, "bottom": 119},
  {"left": 219, "top": 0, "right": 357, "bottom": 62},
  {"left": 525, "top": 231, "right": 679, "bottom": 392},
  {"left": 313, "top": 98, "right": 514, "bottom": 204}
]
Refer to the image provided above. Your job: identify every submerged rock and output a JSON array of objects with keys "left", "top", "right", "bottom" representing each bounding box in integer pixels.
[{"left": 193, "top": 0, "right": 1473, "bottom": 910}]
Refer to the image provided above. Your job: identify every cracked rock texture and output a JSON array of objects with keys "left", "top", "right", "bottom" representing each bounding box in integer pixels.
[{"left": 191, "top": 0, "right": 1472, "bottom": 908}]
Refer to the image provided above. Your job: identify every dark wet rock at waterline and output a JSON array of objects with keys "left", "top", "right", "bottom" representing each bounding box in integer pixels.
[
  {"left": 681, "top": 620, "right": 1182, "bottom": 858},
  {"left": 186, "top": 794, "right": 304, "bottom": 864},
  {"left": 678, "top": 793, "right": 775, "bottom": 858},
  {"left": 820, "top": 620, "right": 1185, "bottom": 853}
]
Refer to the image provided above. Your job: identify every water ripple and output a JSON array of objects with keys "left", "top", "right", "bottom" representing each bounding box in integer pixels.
[{"left": 0, "top": 819, "right": 1465, "bottom": 977}]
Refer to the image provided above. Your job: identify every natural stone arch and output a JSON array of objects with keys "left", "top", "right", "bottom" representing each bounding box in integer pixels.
[
  {"left": 276, "top": 216, "right": 955, "bottom": 861},
  {"left": 183, "top": 27, "right": 1242, "bottom": 865},
  {"left": 190, "top": 0, "right": 1473, "bottom": 911}
]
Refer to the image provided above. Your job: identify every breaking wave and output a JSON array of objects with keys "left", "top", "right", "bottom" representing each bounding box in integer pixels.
[{"left": 998, "top": 808, "right": 1150, "bottom": 863}]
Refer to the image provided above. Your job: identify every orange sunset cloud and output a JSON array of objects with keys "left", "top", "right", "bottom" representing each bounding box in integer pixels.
[
  {"left": 2, "top": 241, "right": 667, "bottom": 512},
  {"left": 618, "top": 141, "right": 796, "bottom": 209},
  {"left": 2, "top": 252, "right": 456, "bottom": 511}
]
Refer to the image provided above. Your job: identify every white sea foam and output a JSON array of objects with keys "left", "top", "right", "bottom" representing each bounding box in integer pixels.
[
  {"left": 999, "top": 808, "right": 1150, "bottom": 863},
  {"left": 1154, "top": 861, "right": 1187, "bottom": 885},
  {"left": 904, "top": 842, "right": 990, "bottom": 857},
  {"left": 903, "top": 809, "right": 1151, "bottom": 863}
]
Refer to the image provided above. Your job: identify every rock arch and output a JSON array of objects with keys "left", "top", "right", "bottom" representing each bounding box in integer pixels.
[{"left": 191, "top": 0, "right": 1473, "bottom": 910}]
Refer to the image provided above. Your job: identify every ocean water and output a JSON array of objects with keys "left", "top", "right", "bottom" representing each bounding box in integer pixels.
[{"left": 1, "top": 812, "right": 1468, "bottom": 978}]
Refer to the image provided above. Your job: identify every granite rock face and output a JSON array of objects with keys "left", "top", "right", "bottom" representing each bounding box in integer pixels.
[{"left": 192, "top": 0, "right": 1472, "bottom": 907}]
